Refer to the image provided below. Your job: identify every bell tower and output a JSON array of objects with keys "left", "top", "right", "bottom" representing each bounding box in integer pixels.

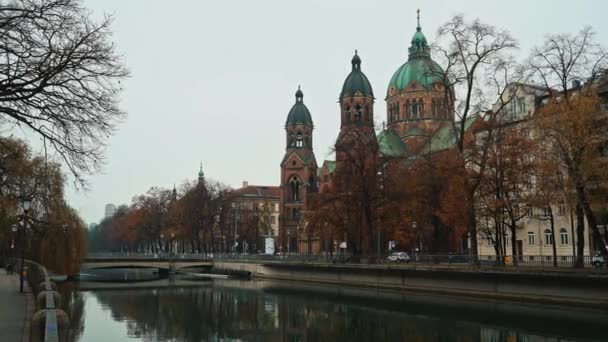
[
  {"left": 279, "top": 86, "right": 317, "bottom": 254},
  {"left": 335, "top": 51, "right": 378, "bottom": 170}
]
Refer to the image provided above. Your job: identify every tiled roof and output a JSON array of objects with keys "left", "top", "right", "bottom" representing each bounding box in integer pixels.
[
  {"left": 377, "top": 130, "right": 408, "bottom": 157},
  {"left": 425, "top": 114, "right": 479, "bottom": 152},
  {"left": 230, "top": 185, "right": 280, "bottom": 199}
]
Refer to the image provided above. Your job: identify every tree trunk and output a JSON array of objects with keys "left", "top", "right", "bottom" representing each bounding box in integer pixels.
[
  {"left": 576, "top": 204, "right": 585, "bottom": 268},
  {"left": 510, "top": 219, "right": 518, "bottom": 267},
  {"left": 549, "top": 209, "right": 557, "bottom": 267},
  {"left": 575, "top": 181, "right": 608, "bottom": 255}
]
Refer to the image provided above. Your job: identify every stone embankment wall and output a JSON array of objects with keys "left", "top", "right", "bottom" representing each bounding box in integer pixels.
[{"left": 212, "top": 261, "right": 608, "bottom": 308}]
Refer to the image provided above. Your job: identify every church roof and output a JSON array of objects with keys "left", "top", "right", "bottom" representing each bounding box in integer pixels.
[
  {"left": 377, "top": 130, "right": 408, "bottom": 157},
  {"left": 340, "top": 51, "right": 374, "bottom": 99},
  {"left": 286, "top": 86, "right": 313, "bottom": 127},
  {"left": 425, "top": 114, "right": 479, "bottom": 152},
  {"left": 387, "top": 12, "right": 446, "bottom": 95},
  {"left": 403, "top": 127, "right": 427, "bottom": 137},
  {"left": 281, "top": 149, "right": 317, "bottom": 167}
]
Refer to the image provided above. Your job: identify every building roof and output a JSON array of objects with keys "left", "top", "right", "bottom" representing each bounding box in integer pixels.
[
  {"left": 318, "top": 160, "right": 336, "bottom": 177},
  {"left": 387, "top": 17, "right": 445, "bottom": 95},
  {"left": 377, "top": 130, "right": 408, "bottom": 157},
  {"left": 403, "top": 127, "right": 426, "bottom": 137},
  {"left": 230, "top": 185, "right": 280, "bottom": 200},
  {"left": 281, "top": 149, "right": 317, "bottom": 167},
  {"left": 425, "top": 114, "right": 479, "bottom": 153},
  {"left": 286, "top": 86, "right": 313, "bottom": 127},
  {"left": 340, "top": 51, "right": 374, "bottom": 99}
]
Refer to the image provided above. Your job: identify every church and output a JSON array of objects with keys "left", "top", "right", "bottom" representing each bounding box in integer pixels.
[{"left": 278, "top": 13, "right": 473, "bottom": 254}]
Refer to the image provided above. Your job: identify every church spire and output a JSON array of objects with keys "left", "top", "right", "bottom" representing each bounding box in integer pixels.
[
  {"left": 198, "top": 162, "right": 205, "bottom": 183},
  {"left": 417, "top": 9, "right": 421, "bottom": 31}
]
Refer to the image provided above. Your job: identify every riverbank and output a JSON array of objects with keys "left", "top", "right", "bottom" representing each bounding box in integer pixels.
[
  {"left": 0, "top": 268, "right": 32, "bottom": 342},
  {"left": 212, "top": 261, "right": 608, "bottom": 309}
]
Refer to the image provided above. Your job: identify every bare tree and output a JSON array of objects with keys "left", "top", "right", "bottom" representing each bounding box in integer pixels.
[
  {"left": 529, "top": 27, "right": 608, "bottom": 257},
  {"left": 0, "top": 0, "right": 129, "bottom": 186},
  {"left": 433, "top": 15, "right": 522, "bottom": 256}
]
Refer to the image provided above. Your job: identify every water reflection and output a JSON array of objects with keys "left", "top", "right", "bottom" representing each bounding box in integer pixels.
[{"left": 58, "top": 279, "right": 607, "bottom": 342}]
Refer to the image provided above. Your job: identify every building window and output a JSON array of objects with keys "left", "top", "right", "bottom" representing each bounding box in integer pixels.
[
  {"left": 510, "top": 100, "right": 517, "bottom": 118},
  {"left": 292, "top": 208, "right": 300, "bottom": 220},
  {"left": 505, "top": 234, "right": 509, "bottom": 247},
  {"left": 354, "top": 104, "right": 362, "bottom": 120},
  {"left": 521, "top": 128, "right": 530, "bottom": 138},
  {"left": 544, "top": 229, "right": 553, "bottom": 246},
  {"left": 289, "top": 177, "right": 301, "bottom": 201},
  {"left": 411, "top": 100, "right": 419, "bottom": 118},
  {"left": 270, "top": 216, "right": 276, "bottom": 224},
  {"left": 558, "top": 201, "right": 566, "bottom": 216},
  {"left": 486, "top": 234, "right": 493, "bottom": 247},
  {"left": 518, "top": 97, "right": 526, "bottom": 114},
  {"left": 345, "top": 106, "right": 351, "bottom": 121},
  {"left": 526, "top": 176, "right": 533, "bottom": 190},
  {"left": 528, "top": 232, "right": 535, "bottom": 246},
  {"left": 527, "top": 207, "right": 534, "bottom": 218},
  {"left": 560, "top": 228, "right": 568, "bottom": 245},
  {"left": 296, "top": 132, "right": 303, "bottom": 147}
]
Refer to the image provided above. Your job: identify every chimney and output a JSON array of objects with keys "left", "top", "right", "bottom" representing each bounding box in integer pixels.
[
  {"left": 572, "top": 80, "right": 581, "bottom": 89},
  {"left": 242, "top": 181, "right": 249, "bottom": 188}
]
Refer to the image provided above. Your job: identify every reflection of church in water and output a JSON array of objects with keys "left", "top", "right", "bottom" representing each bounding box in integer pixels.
[{"left": 279, "top": 12, "right": 464, "bottom": 253}]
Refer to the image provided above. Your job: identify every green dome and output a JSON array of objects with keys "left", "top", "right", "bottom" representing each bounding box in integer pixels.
[
  {"left": 286, "top": 86, "right": 313, "bottom": 126},
  {"left": 387, "top": 18, "right": 446, "bottom": 95},
  {"left": 388, "top": 57, "right": 444, "bottom": 92},
  {"left": 340, "top": 51, "right": 374, "bottom": 99}
]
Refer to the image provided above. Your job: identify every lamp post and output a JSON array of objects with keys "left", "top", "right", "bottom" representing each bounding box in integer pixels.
[
  {"left": 412, "top": 221, "right": 419, "bottom": 261},
  {"left": 19, "top": 198, "right": 32, "bottom": 293},
  {"left": 232, "top": 202, "right": 239, "bottom": 254}
]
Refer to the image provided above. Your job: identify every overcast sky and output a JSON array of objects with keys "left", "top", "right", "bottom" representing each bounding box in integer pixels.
[{"left": 68, "top": 0, "right": 608, "bottom": 224}]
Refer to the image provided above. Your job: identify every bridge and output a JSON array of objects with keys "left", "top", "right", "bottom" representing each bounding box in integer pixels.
[{"left": 82, "top": 254, "right": 212, "bottom": 273}]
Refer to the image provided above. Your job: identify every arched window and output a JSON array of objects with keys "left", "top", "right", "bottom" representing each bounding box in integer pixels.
[
  {"left": 345, "top": 105, "right": 351, "bottom": 121},
  {"left": 292, "top": 208, "right": 300, "bottom": 220},
  {"left": 354, "top": 104, "right": 362, "bottom": 120},
  {"left": 289, "top": 177, "right": 301, "bottom": 201},
  {"left": 394, "top": 103, "right": 400, "bottom": 121},
  {"left": 411, "top": 100, "right": 419, "bottom": 118},
  {"left": 296, "top": 132, "right": 303, "bottom": 147},
  {"left": 544, "top": 229, "right": 553, "bottom": 246},
  {"left": 560, "top": 228, "right": 568, "bottom": 245},
  {"left": 365, "top": 105, "right": 370, "bottom": 121},
  {"left": 289, "top": 133, "right": 295, "bottom": 147},
  {"left": 405, "top": 100, "right": 410, "bottom": 118},
  {"left": 431, "top": 100, "right": 437, "bottom": 117}
]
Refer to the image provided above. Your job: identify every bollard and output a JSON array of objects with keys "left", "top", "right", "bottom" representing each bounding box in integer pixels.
[
  {"left": 31, "top": 309, "right": 69, "bottom": 342},
  {"left": 38, "top": 280, "right": 57, "bottom": 291},
  {"left": 36, "top": 291, "right": 61, "bottom": 310}
]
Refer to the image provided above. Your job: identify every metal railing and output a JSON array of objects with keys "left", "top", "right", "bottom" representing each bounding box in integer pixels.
[{"left": 85, "top": 252, "right": 608, "bottom": 271}]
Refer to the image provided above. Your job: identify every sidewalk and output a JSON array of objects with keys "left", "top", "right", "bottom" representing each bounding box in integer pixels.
[{"left": 0, "top": 268, "right": 27, "bottom": 342}]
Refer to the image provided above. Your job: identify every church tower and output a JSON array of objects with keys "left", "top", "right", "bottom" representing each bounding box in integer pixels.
[
  {"left": 279, "top": 86, "right": 317, "bottom": 254},
  {"left": 335, "top": 51, "right": 378, "bottom": 171},
  {"left": 386, "top": 10, "right": 453, "bottom": 154}
]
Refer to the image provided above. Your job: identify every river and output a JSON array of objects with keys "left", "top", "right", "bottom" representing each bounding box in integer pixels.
[{"left": 57, "top": 270, "right": 608, "bottom": 342}]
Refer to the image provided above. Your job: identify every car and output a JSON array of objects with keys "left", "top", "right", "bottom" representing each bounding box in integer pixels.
[
  {"left": 386, "top": 252, "right": 410, "bottom": 263},
  {"left": 591, "top": 253, "right": 605, "bottom": 268}
]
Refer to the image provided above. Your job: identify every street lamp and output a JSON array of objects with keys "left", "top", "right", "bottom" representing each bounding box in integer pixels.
[
  {"left": 412, "top": 221, "right": 420, "bottom": 262},
  {"left": 19, "top": 197, "right": 32, "bottom": 293}
]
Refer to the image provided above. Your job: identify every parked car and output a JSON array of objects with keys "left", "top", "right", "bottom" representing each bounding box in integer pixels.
[
  {"left": 591, "top": 253, "right": 605, "bottom": 268},
  {"left": 386, "top": 252, "right": 410, "bottom": 263}
]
